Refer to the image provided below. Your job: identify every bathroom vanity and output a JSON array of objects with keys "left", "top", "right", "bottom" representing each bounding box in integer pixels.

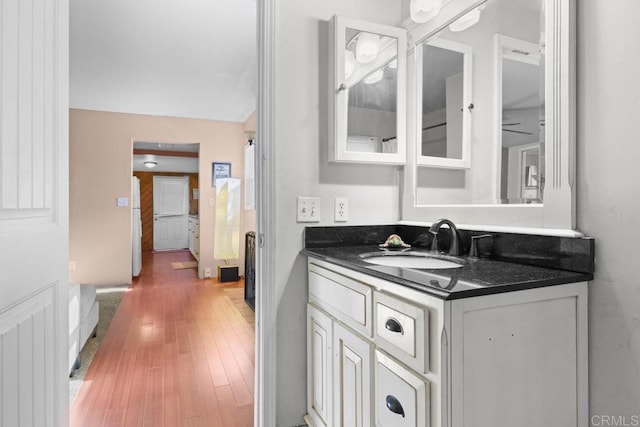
[
  {"left": 302, "top": 225, "right": 594, "bottom": 427},
  {"left": 308, "top": 0, "right": 586, "bottom": 423}
]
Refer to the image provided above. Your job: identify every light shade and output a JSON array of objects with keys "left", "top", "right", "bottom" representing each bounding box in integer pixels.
[
  {"left": 143, "top": 161, "right": 157, "bottom": 168},
  {"left": 410, "top": 0, "right": 443, "bottom": 24},
  {"left": 449, "top": 7, "right": 482, "bottom": 32},
  {"left": 214, "top": 178, "right": 241, "bottom": 261},
  {"left": 345, "top": 50, "right": 356, "bottom": 78},
  {"left": 364, "top": 69, "right": 384, "bottom": 85},
  {"left": 356, "top": 32, "right": 380, "bottom": 64}
]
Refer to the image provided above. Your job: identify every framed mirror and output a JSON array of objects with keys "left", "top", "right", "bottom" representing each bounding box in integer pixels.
[
  {"left": 417, "top": 38, "right": 472, "bottom": 168},
  {"left": 329, "top": 15, "right": 407, "bottom": 165},
  {"left": 402, "top": 0, "right": 577, "bottom": 233}
]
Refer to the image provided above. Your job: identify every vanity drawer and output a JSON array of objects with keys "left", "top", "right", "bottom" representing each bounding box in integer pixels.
[
  {"left": 374, "top": 292, "right": 429, "bottom": 374},
  {"left": 374, "top": 350, "right": 429, "bottom": 427},
  {"left": 309, "top": 263, "right": 373, "bottom": 337}
]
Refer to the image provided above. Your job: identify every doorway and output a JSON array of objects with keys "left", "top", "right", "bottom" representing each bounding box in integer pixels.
[{"left": 132, "top": 141, "right": 200, "bottom": 272}]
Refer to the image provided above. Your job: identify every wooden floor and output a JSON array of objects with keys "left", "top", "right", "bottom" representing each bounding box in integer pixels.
[{"left": 70, "top": 251, "right": 255, "bottom": 427}]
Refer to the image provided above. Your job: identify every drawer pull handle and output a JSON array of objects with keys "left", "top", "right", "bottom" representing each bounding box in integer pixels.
[
  {"left": 385, "top": 395, "right": 405, "bottom": 417},
  {"left": 385, "top": 318, "right": 404, "bottom": 335}
]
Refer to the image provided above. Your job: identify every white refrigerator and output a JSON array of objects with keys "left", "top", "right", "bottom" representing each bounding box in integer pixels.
[{"left": 132, "top": 176, "right": 142, "bottom": 276}]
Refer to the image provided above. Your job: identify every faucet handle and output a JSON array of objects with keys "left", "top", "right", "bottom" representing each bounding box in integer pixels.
[
  {"left": 470, "top": 234, "right": 493, "bottom": 258},
  {"left": 429, "top": 230, "right": 439, "bottom": 252}
]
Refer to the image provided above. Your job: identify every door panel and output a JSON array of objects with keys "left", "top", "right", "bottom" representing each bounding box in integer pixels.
[
  {"left": 0, "top": 0, "right": 69, "bottom": 423},
  {"left": 307, "top": 304, "right": 333, "bottom": 427},
  {"left": 153, "top": 176, "right": 189, "bottom": 250},
  {"left": 333, "top": 323, "right": 372, "bottom": 427}
]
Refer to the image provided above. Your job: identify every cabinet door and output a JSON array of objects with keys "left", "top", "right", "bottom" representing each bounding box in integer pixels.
[
  {"left": 307, "top": 304, "right": 333, "bottom": 427},
  {"left": 333, "top": 323, "right": 372, "bottom": 427},
  {"left": 374, "top": 350, "right": 429, "bottom": 427}
]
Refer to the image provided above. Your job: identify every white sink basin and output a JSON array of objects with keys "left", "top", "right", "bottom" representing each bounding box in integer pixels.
[{"left": 361, "top": 252, "right": 465, "bottom": 269}]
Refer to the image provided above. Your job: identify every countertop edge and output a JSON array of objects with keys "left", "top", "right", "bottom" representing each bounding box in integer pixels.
[{"left": 302, "top": 248, "right": 593, "bottom": 301}]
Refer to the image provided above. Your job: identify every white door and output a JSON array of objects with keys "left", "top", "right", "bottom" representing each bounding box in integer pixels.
[
  {"left": 153, "top": 176, "right": 189, "bottom": 251},
  {"left": 0, "top": 0, "right": 69, "bottom": 424}
]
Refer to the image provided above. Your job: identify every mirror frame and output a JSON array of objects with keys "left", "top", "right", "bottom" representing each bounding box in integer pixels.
[
  {"left": 416, "top": 38, "right": 473, "bottom": 169},
  {"left": 401, "top": 0, "right": 578, "bottom": 234},
  {"left": 328, "top": 15, "right": 408, "bottom": 165}
]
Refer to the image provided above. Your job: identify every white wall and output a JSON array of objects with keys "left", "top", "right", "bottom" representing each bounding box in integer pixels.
[
  {"left": 273, "top": 1, "right": 401, "bottom": 424},
  {"left": 577, "top": 1, "right": 640, "bottom": 418},
  {"left": 69, "top": 109, "right": 250, "bottom": 285}
]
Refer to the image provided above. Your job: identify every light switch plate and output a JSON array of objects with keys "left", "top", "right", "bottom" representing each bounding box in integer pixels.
[{"left": 297, "top": 197, "right": 321, "bottom": 222}]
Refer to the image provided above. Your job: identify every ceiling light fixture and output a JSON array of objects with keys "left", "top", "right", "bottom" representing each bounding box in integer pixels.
[
  {"left": 410, "top": 0, "right": 443, "bottom": 24},
  {"left": 144, "top": 161, "right": 157, "bottom": 168},
  {"left": 356, "top": 33, "right": 380, "bottom": 64},
  {"left": 449, "top": 6, "right": 484, "bottom": 32}
]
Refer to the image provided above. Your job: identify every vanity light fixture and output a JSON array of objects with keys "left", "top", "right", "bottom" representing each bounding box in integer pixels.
[
  {"left": 449, "top": 5, "right": 484, "bottom": 32},
  {"left": 410, "top": 0, "right": 443, "bottom": 24},
  {"left": 355, "top": 32, "right": 380, "bottom": 63},
  {"left": 143, "top": 161, "right": 157, "bottom": 168},
  {"left": 364, "top": 69, "right": 384, "bottom": 84},
  {"left": 345, "top": 50, "right": 356, "bottom": 78}
]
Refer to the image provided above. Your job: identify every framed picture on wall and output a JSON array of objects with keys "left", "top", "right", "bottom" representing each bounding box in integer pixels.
[{"left": 212, "top": 162, "right": 231, "bottom": 186}]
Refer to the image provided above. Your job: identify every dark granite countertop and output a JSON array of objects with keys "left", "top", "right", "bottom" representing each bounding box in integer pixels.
[{"left": 302, "top": 245, "right": 593, "bottom": 300}]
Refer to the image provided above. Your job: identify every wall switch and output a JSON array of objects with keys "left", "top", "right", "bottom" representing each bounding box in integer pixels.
[
  {"left": 297, "top": 197, "right": 321, "bottom": 222},
  {"left": 116, "top": 197, "right": 128, "bottom": 207},
  {"left": 334, "top": 197, "right": 348, "bottom": 222},
  {"left": 69, "top": 261, "right": 77, "bottom": 271},
  {"left": 208, "top": 198, "right": 215, "bottom": 206}
]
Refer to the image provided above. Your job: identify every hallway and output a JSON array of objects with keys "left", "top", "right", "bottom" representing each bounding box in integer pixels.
[{"left": 70, "top": 251, "right": 255, "bottom": 426}]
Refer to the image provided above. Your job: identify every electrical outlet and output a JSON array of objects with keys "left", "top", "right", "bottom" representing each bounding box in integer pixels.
[
  {"left": 204, "top": 267, "right": 212, "bottom": 278},
  {"left": 334, "top": 197, "right": 348, "bottom": 222},
  {"left": 297, "top": 197, "right": 321, "bottom": 222}
]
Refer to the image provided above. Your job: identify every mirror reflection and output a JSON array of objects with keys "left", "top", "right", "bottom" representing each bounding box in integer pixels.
[
  {"left": 499, "top": 34, "right": 544, "bottom": 204},
  {"left": 421, "top": 42, "right": 465, "bottom": 160},
  {"left": 415, "top": 0, "right": 544, "bottom": 205},
  {"left": 345, "top": 28, "right": 399, "bottom": 154}
]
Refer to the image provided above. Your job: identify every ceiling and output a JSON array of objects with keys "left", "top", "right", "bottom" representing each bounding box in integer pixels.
[{"left": 70, "top": 0, "right": 257, "bottom": 123}]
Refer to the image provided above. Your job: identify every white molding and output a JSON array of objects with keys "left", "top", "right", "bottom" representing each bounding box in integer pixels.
[
  {"left": 256, "top": 0, "right": 276, "bottom": 425},
  {"left": 398, "top": 219, "right": 585, "bottom": 238}
]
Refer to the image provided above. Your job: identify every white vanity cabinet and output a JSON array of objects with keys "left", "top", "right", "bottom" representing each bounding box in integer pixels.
[{"left": 305, "top": 258, "right": 588, "bottom": 427}]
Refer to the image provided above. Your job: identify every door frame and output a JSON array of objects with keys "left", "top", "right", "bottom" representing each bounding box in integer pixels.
[{"left": 255, "top": 0, "right": 277, "bottom": 424}]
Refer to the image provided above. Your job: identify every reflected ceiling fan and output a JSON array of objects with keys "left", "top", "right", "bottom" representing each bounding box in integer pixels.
[{"left": 502, "top": 122, "right": 533, "bottom": 135}]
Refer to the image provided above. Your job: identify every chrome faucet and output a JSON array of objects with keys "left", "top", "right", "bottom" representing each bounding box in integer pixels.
[{"left": 429, "top": 218, "right": 461, "bottom": 256}]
